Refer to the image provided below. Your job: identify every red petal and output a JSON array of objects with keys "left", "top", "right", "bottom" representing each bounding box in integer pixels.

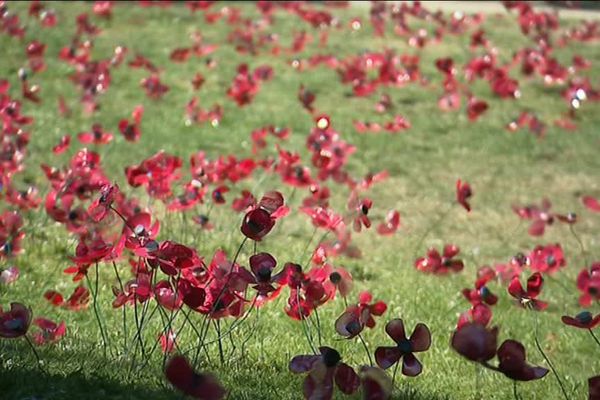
[
  {"left": 526, "top": 273, "right": 544, "bottom": 298},
  {"left": 374, "top": 346, "right": 402, "bottom": 370},
  {"left": 583, "top": 196, "right": 600, "bottom": 212},
  {"left": 385, "top": 318, "right": 406, "bottom": 343},
  {"left": 334, "top": 363, "right": 360, "bottom": 394}
]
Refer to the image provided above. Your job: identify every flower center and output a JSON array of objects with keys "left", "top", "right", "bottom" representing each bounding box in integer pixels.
[
  {"left": 322, "top": 348, "right": 341, "bottom": 368},
  {"left": 576, "top": 311, "right": 593, "bottom": 324},
  {"left": 397, "top": 339, "right": 413, "bottom": 353}
]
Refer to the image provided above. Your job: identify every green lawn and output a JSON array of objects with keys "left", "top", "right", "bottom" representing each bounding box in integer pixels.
[{"left": 1, "top": 1, "right": 600, "bottom": 399}]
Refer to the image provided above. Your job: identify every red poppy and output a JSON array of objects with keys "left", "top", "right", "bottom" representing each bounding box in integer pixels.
[
  {"left": 52, "top": 135, "right": 71, "bottom": 154},
  {"left": 335, "top": 291, "right": 387, "bottom": 339},
  {"left": 375, "top": 93, "right": 393, "bottom": 114},
  {"left": 562, "top": 311, "right": 600, "bottom": 330},
  {"left": 141, "top": 75, "right": 170, "bottom": 99},
  {"left": 347, "top": 192, "right": 372, "bottom": 232},
  {"left": 240, "top": 191, "right": 287, "bottom": 241},
  {"left": 78, "top": 123, "right": 113, "bottom": 145},
  {"left": 298, "top": 84, "right": 316, "bottom": 113},
  {"left": 159, "top": 330, "right": 177, "bottom": 354},
  {"left": 512, "top": 198, "right": 555, "bottom": 236},
  {"left": 456, "top": 179, "right": 472, "bottom": 212},
  {"left": 415, "top": 244, "right": 464, "bottom": 275},
  {"left": 528, "top": 244, "right": 565, "bottom": 274},
  {"left": 0, "top": 302, "right": 31, "bottom": 338},
  {"left": 451, "top": 322, "right": 498, "bottom": 362},
  {"left": 466, "top": 96, "right": 488, "bottom": 121},
  {"left": 0, "top": 266, "right": 19, "bottom": 285},
  {"left": 457, "top": 303, "right": 493, "bottom": 329},
  {"left": 590, "top": 376, "right": 600, "bottom": 400},
  {"left": 359, "top": 366, "right": 393, "bottom": 400},
  {"left": 31, "top": 318, "right": 66, "bottom": 345},
  {"left": 118, "top": 105, "right": 143, "bottom": 142},
  {"left": 375, "top": 319, "right": 431, "bottom": 376},
  {"left": 165, "top": 355, "right": 226, "bottom": 399},
  {"left": 508, "top": 272, "right": 548, "bottom": 311},
  {"left": 497, "top": 340, "right": 548, "bottom": 381},
  {"left": 376, "top": 210, "right": 400, "bottom": 236},
  {"left": 211, "top": 185, "right": 229, "bottom": 205},
  {"left": 88, "top": 183, "right": 119, "bottom": 222},
  {"left": 583, "top": 196, "right": 600, "bottom": 213},
  {"left": 289, "top": 346, "right": 360, "bottom": 399},
  {"left": 576, "top": 263, "right": 600, "bottom": 307}
]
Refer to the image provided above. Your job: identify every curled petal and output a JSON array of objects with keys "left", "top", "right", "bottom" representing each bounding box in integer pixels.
[{"left": 401, "top": 353, "right": 423, "bottom": 377}]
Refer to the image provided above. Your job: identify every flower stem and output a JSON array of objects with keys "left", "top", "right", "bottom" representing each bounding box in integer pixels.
[
  {"left": 215, "top": 319, "right": 225, "bottom": 365},
  {"left": 513, "top": 380, "right": 520, "bottom": 400},
  {"left": 589, "top": 329, "right": 600, "bottom": 349},
  {"left": 533, "top": 311, "right": 569, "bottom": 400},
  {"left": 24, "top": 335, "right": 44, "bottom": 372},
  {"left": 357, "top": 333, "right": 373, "bottom": 366},
  {"left": 86, "top": 265, "right": 109, "bottom": 358}
]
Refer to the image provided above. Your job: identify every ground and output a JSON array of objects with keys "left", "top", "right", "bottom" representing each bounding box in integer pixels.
[{"left": 1, "top": 1, "right": 600, "bottom": 399}]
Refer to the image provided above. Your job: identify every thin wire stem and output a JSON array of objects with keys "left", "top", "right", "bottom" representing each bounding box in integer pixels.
[{"left": 533, "top": 310, "right": 569, "bottom": 400}]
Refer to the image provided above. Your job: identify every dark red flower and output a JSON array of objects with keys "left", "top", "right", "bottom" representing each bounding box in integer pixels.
[
  {"left": 528, "top": 243, "right": 565, "bottom": 274},
  {"left": 118, "top": 105, "right": 143, "bottom": 142},
  {"left": 78, "top": 123, "right": 113, "bottom": 145},
  {"left": 335, "top": 291, "right": 386, "bottom": 339},
  {"left": 88, "top": 183, "right": 119, "bottom": 222},
  {"left": 347, "top": 192, "right": 372, "bottom": 232},
  {"left": 141, "top": 75, "right": 169, "bottom": 99},
  {"left": 590, "top": 375, "right": 600, "bottom": 400},
  {"left": 31, "top": 318, "right": 66, "bottom": 345},
  {"left": 415, "top": 244, "right": 464, "bottom": 275},
  {"left": 376, "top": 210, "right": 400, "bottom": 236},
  {"left": 508, "top": 272, "right": 548, "bottom": 311},
  {"left": 0, "top": 302, "right": 31, "bottom": 338},
  {"left": 298, "top": 84, "right": 315, "bottom": 113},
  {"left": 359, "top": 366, "right": 393, "bottom": 400},
  {"left": 577, "top": 263, "right": 600, "bottom": 307},
  {"left": 289, "top": 346, "right": 360, "bottom": 399},
  {"left": 52, "top": 135, "right": 71, "bottom": 154},
  {"left": 375, "top": 319, "right": 431, "bottom": 376},
  {"left": 457, "top": 303, "right": 493, "bottom": 329},
  {"left": 456, "top": 179, "right": 472, "bottom": 212},
  {"left": 466, "top": 96, "right": 488, "bottom": 121},
  {"left": 561, "top": 311, "right": 600, "bottom": 330},
  {"left": 451, "top": 322, "right": 498, "bottom": 362},
  {"left": 497, "top": 340, "right": 548, "bottom": 381},
  {"left": 165, "top": 355, "right": 226, "bottom": 400},
  {"left": 240, "top": 191, "right": 287, "bottom": 241}
]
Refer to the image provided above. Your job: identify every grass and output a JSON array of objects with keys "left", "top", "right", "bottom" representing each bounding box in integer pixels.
[{"left": 1, "top": 1, "right": 600, "bottom": 399}]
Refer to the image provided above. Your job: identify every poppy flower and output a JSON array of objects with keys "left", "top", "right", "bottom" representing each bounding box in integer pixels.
[
  {"left": 240, "top": 191, "right": 287, "bottom": 241},
  {"left": 165, "top": 355, "right": 226, "bottom": 400},
  {"left": 31, "top": 318, "right": 66, "bottom": 345},
  {"left": 508, "top": 272, "right": 548, "bottom": 311},
  {"left": 78, "top": 123, "right": 113, "bottom": 145},
  {"left": 241, "top": 252, "right": 286, "bottom": 302},
  {"left": 375, "top": 319, "right": 431, "bottom": 376},
  {"left": 141, "top": 75, "right": 170, "bottom": 99},
  {"left": 52, "top": 135, "right": 71, "bottom": 154},
  {"left": 457, "top": 303, "right": 493, "bottom": 329},
  {"left": 451, "top": 322, "right": 498, "bottom": 363},
  {"left": 415, "top": 244, "right": 464, "bottom": 275},
  {"left": 497, "top": 340, "right": 548, "bottom": 381},
  {"left": 466, "top": 96, "right": 488, "bottom": 121},
  {"left": 289, "top": 346, "right": 360, "bottom": 399},
  {"left": 0, "top": 266, "right": 19, "bottom": 284},
  {"left": 376, "top": 210, "right": 400, "bottom": 236},
  {"left": 347, "top": 192, "right": 372, "bottom": 232},
  {"left": 375, "top": 93, "right": 393, "bottom": 114},
  {"left": 88, "top": 183, "right": 119, "bottom": 222},
  {"left": 456, "top": 180, "right": 472, "bottom": 212},
  {"left": 576, "top": 263, "right": 600, "bottom": 307},
  {"left": 512, "top": 198, "right": 555, "bottom": 236},
  {"left": 590, "top": 375, "right": 600, "bottom": 400},
  {"left": 0, "top": 302, "right": 31, "bottom": 338},
  {"left": 561, "top": 311, "right": 600, "bottom": 330},
  {"left": 335, "top": 291, "right": 387, "bottom": 339},
  {"left": 528, "top": 244, "right": 565, "bottom": 274},
  {"left": 159, "top": 330, "right": 177, "bottom": 354},
  {"left": 359, "top": 366, "right": 393, "bottom": 400},
  {"left": 118, "top": 105, "right": 143, "bottom": 142},
  {"left": 298, "top": 84, "right": 316, "bottom": 113},
  {"left": 583, "top": 196, "right": 600, "bottom": 213}
]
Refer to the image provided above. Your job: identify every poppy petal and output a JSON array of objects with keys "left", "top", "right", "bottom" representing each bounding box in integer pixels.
[
  {"left": 334, "top": 363, "right": 360, "bottom": 395},
  {"left": 409, "top": 323, "right": 431, "bottom": 352},
  {"left": 385, "top": 318, "right": 406, "bottom": 343},
  {"left": 374, "top": 346, "right": 402, "bottom": 370},
  {"left": 401, "top": 353, "right": 423, "bottom": 377}
]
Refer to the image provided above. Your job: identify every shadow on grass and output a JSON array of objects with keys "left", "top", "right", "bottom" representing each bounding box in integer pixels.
[{"left": 0, "top": 366, "right": 176, "bottom": 400}]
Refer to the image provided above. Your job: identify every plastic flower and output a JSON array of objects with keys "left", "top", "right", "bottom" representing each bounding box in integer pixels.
[
  {"left": 415, "top": 244, "right": 464, "bottom": 275},
  {"left": 31, "top": 318, "right": 66, "bottom": 345},
  {"left": 0, "top": 302, "right": 31, "bottom": 338},
  {"left": 456, "top": 179, "right": 472, "bottom": 212},
  {"left": 497, "top": 340, "right": 548, "bottom": 381},
  {"left": 375, "top": 319, "right": 431, "bottom": 376},
  {"left": 577, "top": 263, "right": 600, "bottom": 307},
  {"left": 508, "top": 272, "right": 548, "bottom": 311},
  {"left": 561, "top": 311, "right": 600, "bottom": 329},
  {"left": 451, "top": 322, "right": 498, "bottom": 363},
  {"left": 289, "top": 346, "right": 360, "bottom": 399},
  {"left": 335, "top": 291, "right": 387, "bottom": 339},
  {"left": 165, "top": 355, "right": 226, "bottom": 399}
]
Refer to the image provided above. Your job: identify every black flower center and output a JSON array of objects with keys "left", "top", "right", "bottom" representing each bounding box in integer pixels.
[
  {"left": 397, "top": 339, "right": 413, "bottom": 353},
  {"left": 322, "top": 348, "right": 341, "bottom": 368}
]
